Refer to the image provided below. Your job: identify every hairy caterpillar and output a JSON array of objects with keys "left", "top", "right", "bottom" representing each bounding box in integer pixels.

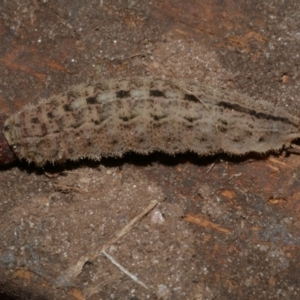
[{"left": 3, "top": 77, "right": 300, "bottom": 166}]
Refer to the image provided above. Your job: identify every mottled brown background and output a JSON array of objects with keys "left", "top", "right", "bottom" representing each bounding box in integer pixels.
[{"left": 1, "top": 1, "right": 300, "bottom": 299}]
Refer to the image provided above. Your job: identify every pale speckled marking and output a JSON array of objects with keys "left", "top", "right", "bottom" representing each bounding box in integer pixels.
[{"left": 3, "top": 77, "right": 300, "bottom": 166}]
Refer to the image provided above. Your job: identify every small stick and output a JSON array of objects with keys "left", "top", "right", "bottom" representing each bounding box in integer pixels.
[
  {"left": 228, "top": 172, "right": 242, "bottom": 181},
  {"left": 52, "top": 256, "right": 89, "bottom": 286},
  {"left": 102, "top": 250, "right": 149, "bottom": 290},
  {"left": 101, "top": 199, "right": 158, "bottom": 252},
  {"left": 206, "top": 161, "right": 216, "bottom": 173},
  {"left": 54, "top": 200, "right": 158, "bottom": 288}
]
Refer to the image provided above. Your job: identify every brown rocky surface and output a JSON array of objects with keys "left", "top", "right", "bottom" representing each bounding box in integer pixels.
[{"left": 1, "top": 1, "right": 300, "bottom": 299}]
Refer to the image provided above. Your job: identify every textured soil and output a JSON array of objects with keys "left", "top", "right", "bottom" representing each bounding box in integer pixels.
[{"left": 1, "top": 1, "right": 300, "bottom": 299}]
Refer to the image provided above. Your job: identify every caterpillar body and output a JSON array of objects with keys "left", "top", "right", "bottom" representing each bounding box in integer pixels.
[{"left": 3, "top": 78, "right": 300, "bottom": 166}]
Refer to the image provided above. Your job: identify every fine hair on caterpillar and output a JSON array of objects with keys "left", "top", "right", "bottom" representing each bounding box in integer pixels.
[{"left": 3, "top": 77, "right": 300, "bottom": 166}]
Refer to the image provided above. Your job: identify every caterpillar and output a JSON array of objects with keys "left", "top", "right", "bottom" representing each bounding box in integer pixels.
[{"left": 3, "top": 77, "right": 300, "bottom": 166}]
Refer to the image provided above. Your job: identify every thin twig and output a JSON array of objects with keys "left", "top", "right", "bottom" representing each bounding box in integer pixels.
[
  {"left": 206, "top": 162, "right": 216, "bottom": 173},
  {"left": 54, "top": 200, "right": 158, "bottom": 288},
  {"left": 228, "top": 172, "right": 242, "bottom": 181},
  {"left": 101, "top": 199, "right": 158, "bottom": 252},
  {"left": 102, "top": 250, "right": 149, "bottom": 290}
]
